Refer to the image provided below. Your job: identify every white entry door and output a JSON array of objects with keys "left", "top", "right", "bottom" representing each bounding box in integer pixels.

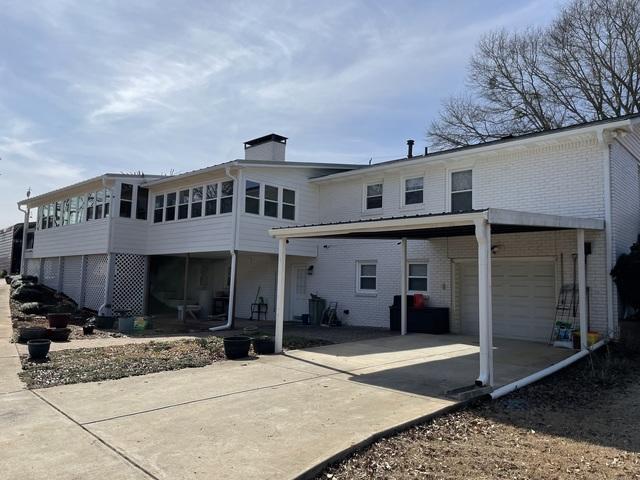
[
  {"left": 290, "top": 265, "right": 309, "bottom": 320},
  {"left": 458, "top": 259, "right": 556, "bottom": 342}
]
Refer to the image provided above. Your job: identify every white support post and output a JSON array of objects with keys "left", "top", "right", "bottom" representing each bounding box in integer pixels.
[
  {"left": 104, "top": 253, "right": 115, "bottom": 311},
  {"left": 577, "top": 229, "right": 588, "bottom": 351},
  {"left": 182, "top": 253, "right": 190, "bottom": 323},
  {"left": 79, "top": 255, "right": 86, "bottom": 309},
  {"left": 275, "top": 238, "right": 287, "bottom": 353},
  {"left": 474, "top": 219, "right": 494, "bottom": 386},
  {"left": 19, "top": 208, "right": 29, "bottom": 275},
  {"left": 400, "top": 237, "right": 408, "bottom": 336},
  {"left": 227, "top": 251, "right": 237, "bottom": 328}
]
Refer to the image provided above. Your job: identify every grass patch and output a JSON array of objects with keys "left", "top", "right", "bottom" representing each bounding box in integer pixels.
[{"left": 19, "top": 337, "right": 226, "bottom": 389}]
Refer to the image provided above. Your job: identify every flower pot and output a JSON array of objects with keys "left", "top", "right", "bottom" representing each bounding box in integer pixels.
[
  {"left": 27, "top": 339, "right": 51, "bottom": 360},
  {"left": 253, "top": 336, "right": 275, "bottom": 355},
  {"left": 47, "top": 313, "right": 70, "bottom": 328},
  {"left": 5, "top": 276, "right": 12, "bottom": 285},
  {"left": 223, "top": 336, "right": 252, "bottom": 359},
  {"left": 94, "top": 316, "right": 115, "bottom": 329},
  {"left": 18, "top": 326, "right": 48, "bottom": 343},
  {"left": 83, "top": 325, "right": 95, "bottom": 335},
  {"left": 118, "top": 316, "right": 135, "bottom": 333},
  {"left": 47, "top": 328, "right": 71, "bottom": 342}
]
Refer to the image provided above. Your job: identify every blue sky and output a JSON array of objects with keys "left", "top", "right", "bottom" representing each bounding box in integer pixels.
[{"left": 0, "top": 0, "right": 561, "bottom": 225}]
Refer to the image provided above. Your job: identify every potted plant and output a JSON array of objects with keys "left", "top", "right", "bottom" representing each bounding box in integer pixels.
[
  {"left": 47, "top": 328, "right": 71, "bottom": 342},
  {"left": 223, "top": 336, "right": 252, "bottom": 359},
  {"left": 27, "top": 339, "right": 51, "bottom": 359},
  {"left": 47, "top": 312, "right": 71, "bottom": 328},
  {"left": 18, "top": 326, "right": 48, "bottom": 342},
  {"left": 253, "top": 335, "right": 275, "bottom": 354},
  {"left": 83, "top": 324, "right": 95, "bottom": 335},
  {"left": 93, "top": 316, "right": 115, "bottom": 329}
]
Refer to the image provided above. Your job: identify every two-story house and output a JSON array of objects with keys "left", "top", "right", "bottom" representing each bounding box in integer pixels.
[{"left": 16, "top": 115, "right": 640, "bottom": 386}]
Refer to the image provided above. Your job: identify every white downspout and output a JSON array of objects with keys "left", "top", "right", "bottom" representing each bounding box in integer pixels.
[
  {"left": 101, "top": 177, "right": 116, "bottom": 315},
  {"left": 210, "top": 166, "right": 240, "bottom": 331},
  {"left": 598, "top": 130, "right": 615, "bottom": 339},
  {"left": 400, "top": 237, "right": 408, "bottom": 336},
  {"left": 17, "top": 204, "right": 29, "bottom": 275}
]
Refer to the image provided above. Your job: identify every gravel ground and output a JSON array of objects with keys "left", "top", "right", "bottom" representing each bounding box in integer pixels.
[
  {"left": 18, "top": 335, "right": 333, "bottom": 389},
  {"left": 319, "top": 344, "right": 640, "bottom": 480}
]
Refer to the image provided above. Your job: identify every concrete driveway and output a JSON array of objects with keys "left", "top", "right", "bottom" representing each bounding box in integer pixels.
[{"left": 1, "top": 328, "right": 571, "bottom": 480}]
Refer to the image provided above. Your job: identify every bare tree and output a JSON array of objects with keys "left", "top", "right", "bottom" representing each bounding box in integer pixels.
[{"left": 428, "top": 0, "right": 640, "bottom": 150}]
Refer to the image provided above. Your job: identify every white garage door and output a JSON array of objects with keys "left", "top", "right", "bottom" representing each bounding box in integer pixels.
[{"left": 458, "top": 259, "right": 556, "bottom": 342}]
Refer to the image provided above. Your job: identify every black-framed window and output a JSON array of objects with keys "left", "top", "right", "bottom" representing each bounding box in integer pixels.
[
  {"left": 153, "top": 195, "right": 164, "bottom": 223},
  {"left": 119, "top": 183, "right": 133, "bottom": 218},
  {"left": 191, "top": 187, "right": 203, "bottom": 218},
  {"left": 220, "top": 180, "right": 234, "bottom": 214},
  {"left": 205, "top": 184, "right": 217, "bottom": 216},
  {"left": 264, "top": 185, "right": 278, "bottom": 218},
  {"left": 451, "top": 170, "right": 472, "bottom": 212},
  {"left": 282, "top": 188, "right": 295, "bottom": 220},
  {"left": 136, "top": 187, "right": 149, "bottom": 220},
  {"left": 365, "top": 183, "right": 383, "bottom": 210},
  {"left": 165, "top": 192, "right": 176, "bottom": 221},
  {"left": 178, "top": 189, "right": 189, "bottom": 219},
  {"left": 404, "top": 177, "right": 424, "bottom": 205},
  {"left": 245, "top": 180, "right": 260, "bottom": 214}
]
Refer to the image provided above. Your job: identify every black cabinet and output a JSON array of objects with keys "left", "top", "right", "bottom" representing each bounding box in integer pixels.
[{"left": 389, "top": 295, "right": 449, "bottom": 334}]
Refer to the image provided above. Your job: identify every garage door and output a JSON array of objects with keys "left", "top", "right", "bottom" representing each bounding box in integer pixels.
[{"left": 458, "top": 259, "right": 556, "bottom": 342}]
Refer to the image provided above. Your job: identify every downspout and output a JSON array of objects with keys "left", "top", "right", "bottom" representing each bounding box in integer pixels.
[
  {"left": 597, "top": 128, "right": 615, "bottom": 339},
  {"left": 17, "top": 204, "right": 29, "bottom": 275},
  {"left": 101, "top": 177, "right": 116, "bottom": 316},
  {"left": 210, "top": 166, "right": 240, "bottom": 331},
  {"left": 491, "top": 339, "right": 607, "bottom": 399}
]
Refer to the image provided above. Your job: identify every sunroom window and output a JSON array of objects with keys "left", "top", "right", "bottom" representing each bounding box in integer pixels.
[
  {"left": 153, "top": 195, "right": 164, "bottom": 223},
  {"left": 119, "top": 183, "right": 133, "bottom": 218},
  {"left": 245, "top": 180, "right": 260, "bottom": 214},
  {"left": 220, "top": 181, "right": 234, "bottom": 214},
  {"left": 191, "top": 187, "right": 203, "bottom": 218},
  {"left": 205, "top": 184, "right": 217, "bottom": 216},
  {"left": 282, "top": 188, "right": 295, "bottom": 220},
  {"left": 264, "top": 185, "right": 278, "bottom": 218},
  {"left": 136, "top": 187, "right": 148, "bottom": 220},
  {"left": 165, "top": 192, "right": 176, "bottom": 221},
  {"left": 178, "top": 189, "right": 189, "bottom": 219}
]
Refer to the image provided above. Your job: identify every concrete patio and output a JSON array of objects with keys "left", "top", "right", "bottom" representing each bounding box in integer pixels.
[{"left": 2, "top": 330, "right": 573, "bottom": 480}]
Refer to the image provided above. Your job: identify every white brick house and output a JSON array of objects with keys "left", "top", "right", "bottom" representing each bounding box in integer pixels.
[{"left": 16, "top": 116, "right": 640, "bottom": 384}]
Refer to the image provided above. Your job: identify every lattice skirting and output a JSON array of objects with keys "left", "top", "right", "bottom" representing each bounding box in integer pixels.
[
  {"left": 61, "top": 256, "right": 83, "bottom": 305},
  {"left": 42, "top": 258, "right": 58, "bottom": 290},
  {"left": 113, "top": 254, "right": 147, "bottom": 315},
  {"left": 84, "top": 254, "right": 108, "bottom": 311},
  {"left": 24, "top": 258, "right": 40, "bottom": 278}
]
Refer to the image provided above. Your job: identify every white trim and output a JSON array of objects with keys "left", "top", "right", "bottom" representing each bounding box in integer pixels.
[{"left": 355, "top": 260, "right": 377, "bottom": 295}]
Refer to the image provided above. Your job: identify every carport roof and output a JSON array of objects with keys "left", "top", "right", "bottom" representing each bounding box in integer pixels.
[{"left": 269, "top": 208, "right": 604, "bottom": 240}]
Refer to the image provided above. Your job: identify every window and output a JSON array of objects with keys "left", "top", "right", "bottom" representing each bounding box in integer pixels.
[
  {"left": 282, "top": 188, "right": 295, "bottom": 220},
  {"left": 165, "top": 192, "right": 176, "bottom": 221},
  {"left": 408, "top": 263, "right": 428, "bottom": 292},
  {"left": 69, "top": 197, "right": 78, "bottom": 225},
  {"left": 220, "top": 180, "right": 234, "bottom": 214},
  {"left": 205, "top": 184, "right": 217, "bottom": 216},
  {"left": 404, "top": 177, "right": 424, "bottom": 205},
  {"left": 245, "top": 180, "right": 260, "bottom": 214},
  {"left": 365, "top": 182, "right": 383, "bottom": 210},
  {"left": 40, "top": 205, "right": 47, "bottom": 230},
  {"left": 62, "top": 199, "right": 70, "bottom": 226},
  {"left": 104, "top": 189, "right": 111, "bottom": 217},
  {"left": 77, "top": 195, "right": 85, "bottom": 223},
  {"left": 153, "top": 195, "right": 164, "bottom": 223},
  {"left": 264, "top": 185, "right": 278, "bottom": 218},
  {"left": 86, "top": 192, "right": 95, "bottom": 221},
  {"left": 356, "top": 262, "right": 377, "bottom": 293},
  {"left": 178, "top": 189, "right": 189, "bottom": 219},
  {"left": 54, "top": 201, "right": 61, "bottom": 227},
  {"left": 95, "top": 190, "right": 104, "bottom": 219},
  {"left": 119, "top": 183, "right": 133, "bottom": 218},
  {"left": 47, "top": 203, "right": 54, "bottom": 228},
  {"left": 191, "top": 187, "right": 203, "bottom": 218},
  {"left": 136, "top": 187, "right": 149, "bottom": 220},
  {"left": 451, "top": 170, "right": 472, "bottom": 212}
]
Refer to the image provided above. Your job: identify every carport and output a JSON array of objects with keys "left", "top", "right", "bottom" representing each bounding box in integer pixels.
[{"left": 269, "top": 208, "right": 604, "bottom": 387}]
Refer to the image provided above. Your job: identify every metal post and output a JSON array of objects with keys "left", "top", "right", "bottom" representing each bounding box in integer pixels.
[
  {"left": 577, "top": 229, "right": 588, "bottom": 350},
  {"left": 275, "top": 238, "right": 287, "bottom": 353},
  {"left": 400, "top": 237, "right": 408, "bottom": 335}
]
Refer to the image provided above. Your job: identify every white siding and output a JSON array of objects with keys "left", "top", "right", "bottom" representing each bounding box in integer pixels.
[
  {"left": 0, "top": 226, "right": 14, "bottom": 273},
  {"left": 32, "top": 219, "right": 109, "bottom": 257},
  {"left": 235, "top": 253, "right": 278, "bottom": 321}
]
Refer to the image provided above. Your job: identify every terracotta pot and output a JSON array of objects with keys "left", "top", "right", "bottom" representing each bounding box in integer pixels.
[{"left": 47, "top": 313, "right": 70, "bottom": 328}]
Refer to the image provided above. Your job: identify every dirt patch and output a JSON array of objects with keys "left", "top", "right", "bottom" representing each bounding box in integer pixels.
[
  {"left": 319, "top": 344, "right": 640, "bottom": 480},
  {"left": 19, "top": 337, "right": 227, "bottom": 389}
]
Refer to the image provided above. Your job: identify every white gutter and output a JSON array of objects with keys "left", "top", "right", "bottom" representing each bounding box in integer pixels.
[
  {"left": 17, "top": 204, "right": 29, "bottom": 275},
  {"left": 210, "top": 165, "right": 240, "bottom": 332},
  {"left": 490, "top": 339, "right": 607, "bottom": 399}
]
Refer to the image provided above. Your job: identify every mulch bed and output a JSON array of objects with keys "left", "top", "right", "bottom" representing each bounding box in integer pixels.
[
  {"left": 319, "top": 344, "right": 640, "bottom": 480},
  {"left": 19, "top": 337, "right": 227, "bottom": 389}
]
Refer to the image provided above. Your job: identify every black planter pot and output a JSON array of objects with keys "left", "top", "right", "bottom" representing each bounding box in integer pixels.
[
  {"left": 223, "top": 336, "right": 252, "bottom": 359},
  {"left": 253, "top": 336, "right": 275, "bottom": 355},
  {"left": 27, "top": 339, "right": 51, "bottom": 359},
  {"left": 5, "top": 276, "right": 12, "bottom": 285},
  {"left": 94, "top": 316, "right": 115, "bottom": 329},
  {"left": 83, "top": 325, "right": 95, "bottom": 335},
  {"left": 19, "top": 326, "right": 48, "bottom": 343},
  {"left": 47, "top": 328, "right": 71, "bottom": 342},
  {"left": 47, "top": 313, "right": 70, "bottom": 328}
]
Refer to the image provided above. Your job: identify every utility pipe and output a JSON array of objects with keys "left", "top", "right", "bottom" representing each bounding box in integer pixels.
[
  {"left": 597, "top": 130, "right": 615, "bottom": 339},
  {"left": 210, "top": 166, "right": 240, "bottom": 332},
  {"left": 491, "top": 339, "right": 607, "bottom": 399}
]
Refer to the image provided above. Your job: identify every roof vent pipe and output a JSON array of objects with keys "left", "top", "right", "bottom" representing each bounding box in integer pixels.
[
  {"left": 424, "top": 146, "right": 428, "bottom": 156},
  {"left": 407, "top": 139, "right": 414, "bottom": 158}
]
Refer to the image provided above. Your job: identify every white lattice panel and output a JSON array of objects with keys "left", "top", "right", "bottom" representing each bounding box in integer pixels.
[
  {"left": 42, "top": 257, "right": 58, "bottom": 289},
  {"left": 62, "top": 256, "right": 83, "bottom": 304},
  {"left": 84, "top": 254, "right": 108, "bottom": 311},
  {"left": 25, "top": 258, "right": 40, "bottom": 278},
  {"left": 113, "top": 254, "right": 147, "bottom": 315}
]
